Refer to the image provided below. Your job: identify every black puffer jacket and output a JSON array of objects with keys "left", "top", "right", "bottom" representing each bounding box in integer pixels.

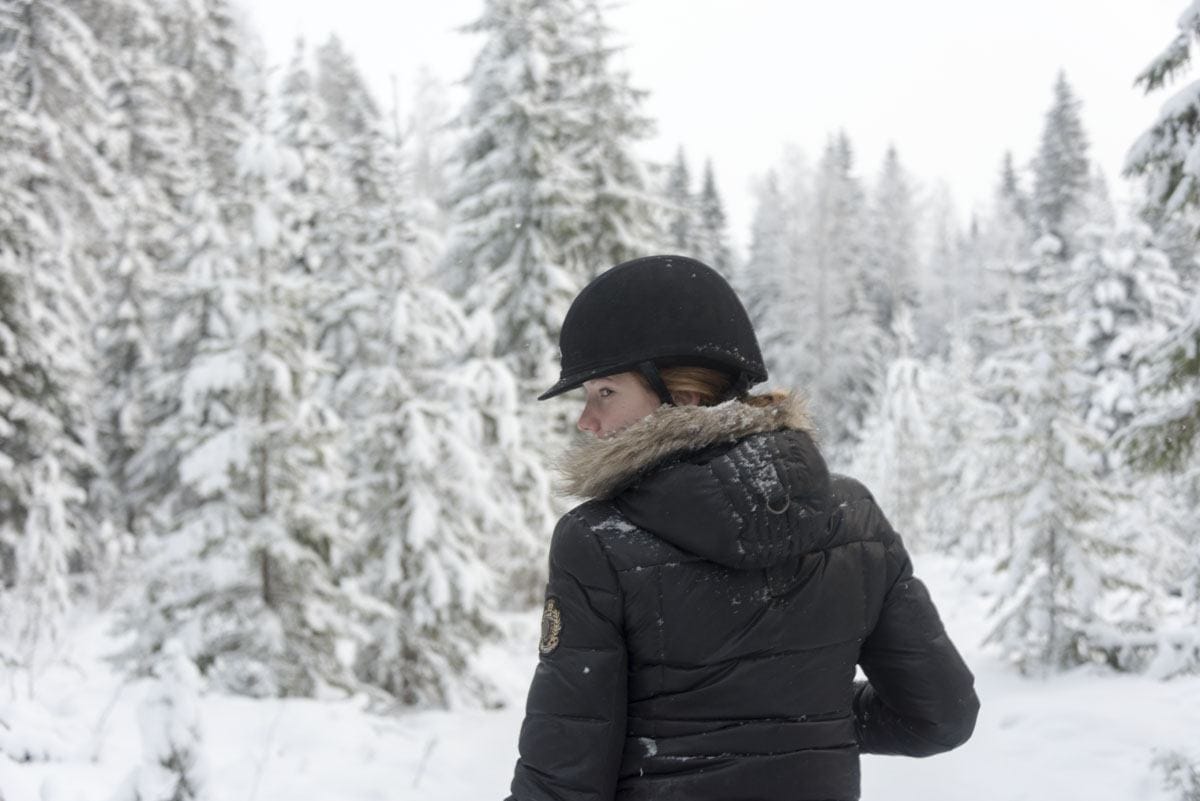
[{"left": 506, "top": 392, "right": 979, "bottom": 801}]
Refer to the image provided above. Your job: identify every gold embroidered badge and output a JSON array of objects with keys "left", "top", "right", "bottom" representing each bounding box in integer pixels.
[{"left": 539, "top": 596, "right": 562, "bottom": 655}]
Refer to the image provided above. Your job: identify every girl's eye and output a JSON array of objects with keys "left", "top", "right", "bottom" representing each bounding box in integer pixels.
[{"left": 598, "top": 388, "right": 613, "bottom": 398}]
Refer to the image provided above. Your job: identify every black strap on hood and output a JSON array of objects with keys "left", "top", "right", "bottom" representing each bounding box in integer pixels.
[{"left": 636, "top": 360, "right": 675, "bottom": 406}]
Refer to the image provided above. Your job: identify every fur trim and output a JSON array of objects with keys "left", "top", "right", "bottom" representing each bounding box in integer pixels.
[{"left": 554, "top": 390, "right": 817, "bottom": 500}]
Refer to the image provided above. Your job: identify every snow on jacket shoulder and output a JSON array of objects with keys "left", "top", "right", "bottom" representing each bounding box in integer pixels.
[{"left": 506, "top": 392, "right": 980, "bottom": 801}]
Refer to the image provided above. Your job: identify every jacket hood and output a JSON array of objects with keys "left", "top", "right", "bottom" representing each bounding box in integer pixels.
[{"left": 554, "top": 391, "right": 832, "bottom": 569}]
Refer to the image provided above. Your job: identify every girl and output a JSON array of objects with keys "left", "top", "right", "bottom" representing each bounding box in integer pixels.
[{"left": 505, "top": 255, "right": 979, "bottom": 801}]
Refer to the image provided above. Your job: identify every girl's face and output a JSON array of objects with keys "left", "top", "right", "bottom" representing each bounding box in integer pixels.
[{"left": 576, "top": 372, "right": 663, "bottom": 439}]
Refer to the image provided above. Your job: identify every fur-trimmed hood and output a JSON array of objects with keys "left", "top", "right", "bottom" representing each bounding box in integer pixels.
[
  {"left": 555, "top": 390, "right": 817, "bottom": 501},
  {"left": 554, "top": 391, "right": 832, "bottom": 569}
]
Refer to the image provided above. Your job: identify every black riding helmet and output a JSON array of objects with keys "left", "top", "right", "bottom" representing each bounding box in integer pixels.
[{"left": 537, "top": 255, "right": 768, "bottom": 406}]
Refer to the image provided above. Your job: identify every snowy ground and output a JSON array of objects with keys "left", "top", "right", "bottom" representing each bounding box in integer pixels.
[{"left": 3, "top": 554, "right": 1198, "bottom": 801}]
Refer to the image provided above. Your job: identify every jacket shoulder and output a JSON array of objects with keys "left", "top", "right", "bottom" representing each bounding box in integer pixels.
[
  {"left": 827, "top": 473, "right": 903, "bottom": 550},
  {"left": 557, "top": 500, "right": 690, "bottom": 573},
  {"left": 551, "top": 502, "right": 618, "bottom": 565},
  {"left": 828, "top": 472, "right": 876, "bottom": 507}
]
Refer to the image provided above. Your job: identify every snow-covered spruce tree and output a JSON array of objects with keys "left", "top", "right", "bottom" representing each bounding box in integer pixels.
[
  {"left": 982, "top": 234, "right": 1144, "bottom": 673},
  {"left": 277, "top": 38, "right": 341, "bottom": 271},
  {"left": 310, "top": 36, "right": 547, "bottom": 700},
  {"left": 1071, "top": 221, "right": 1186, "bottom": 470},
  {"left": 314, "top": 36, "right": 418, "bottom": 386},
  {"left": 0, "top": 0, "right": 116, "bottom": 654},
  {"left": 85, "top": 0, "right": 197, "bottom": 548},
  {"left": 314, "top": 34, "right": 380, "bottom": 144},
  {"left": 662, "top": 145, "right": 696, "bottom": 253},
  {"left": 335, "top": 280, "right": 537, "bottom": 706},
  {"left": 119, "top": 60, "right": 369, "bottom": 698},
  {"left": 921, "top": 320, "right": 1009, "bottom": 558},
  {"left": 825, "top": 272, "right": 886, "bottom": 464},
  {"left": 742, "top": 171, "right": 796, "bottom": 384},
  {"left": 210, "top": 103, "right": 368, "bottom": 696},
  {"left": 999, "top": 150, "right": 1032, "bottom": 234},
  {"left": 0, "top": 454, "right": 80, "bottom": 689},
  {"left": 1113, "top": 9, "right": 1200, "bottom": 675},
  {"left": 806, "top": 134, "right": 856, "bottom": 433},
  {"left": 694, "top": 159, "right": 734, "bottom": 276},
  {"left": 567, "top": 0, "right": 661, "bottom": 277},
  {"left": 940, "top": 167, "right": 1043, "bottom": 561},
  {"left": 1032, "top": 72, "right": 1091, "bottom": 256},
  {"left": 403, "top": 67, "right": 456, "bottom": 267},
  {"left": 773, "top": 147, "right": 820, "bottom": 391},
  {"left": 1145, "top": 199, "right": 1200, "bottom": 294},
  {"left": 165, "top": 0, "right": 249, "bottom": 198},
  {"left": 914, "top": 184, "right": 967, "bottom": 357},
  {"left": 441, "top": 0, "right": 591, "bottom": 572},
  {"left": 442, "top": 0, "right": 591, "bottom": 391},
  {"left": 1122, "top": 3, "right": 1200, "bottom": 473},
  {"left": 865, "top": 145, "right": 920, "bottom": 344},
  {"left": 276, "top": 37, "right": 358, "bottom": 390},
  {"left": 809, "top": 132, "right": 883, "bottom": 461},
  {"left": 956, "top": 215, "right": 995, "bottom": 332},
  {"left": 741, "top": 148, "right": 829, "bottom": 396},
  {"left": 970, "top": 155, "right": 1039, "bottom": 363},
  {"left": 849, "top": 307, "right": 938, "bottom": 549},
  {"left": 111, "top": 640, "right": 211, "bottom": 801},
  {"left": 125, "top": 0, "right": 254, "bottom": 534}
]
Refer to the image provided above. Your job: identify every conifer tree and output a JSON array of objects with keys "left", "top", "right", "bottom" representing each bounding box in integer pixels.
[
  {"left": 810, "top": 132, "right": 882, "bottom": 458},
  {"left": 973, "top": 156, "right": 1037, "bottom": 359},
  {"left": 1071, "top": 221, "right": 1185, "bottom": 471},
  {"left": 314, "top": 36, "right": 415, "bottom": 375},
  {"left": 1144, "top": 202, "right": 1200, "bottom": 292},
  {"left": 312, "top": 34, "right": 550, "bottom": 698},
  {"left": 117, "top": 24, "right": 371, "bottom": 698},
  {"left": 111, "top": 640, "right": 212, "bottom": 801},
  {"left": 742, "top": 171, "right": 793, "bottom": 382},
  {"left": 849, "top": 308, "right": 937, "bottom": 547},
  {"left": 916, "top": 186, "right": 966, "bottom": 355},
  {"left": 695, "top": 159, "right": 733, "bottom": 274},
  {"left": 0, "top": 455, "right": 79, "bottom": 686},
  {"left": 999, "top": 150, "right": 1031, "bottom": 232},
  {"left": 663, "top": 146, "right": 695, "bottom": 252},
  {"left": 278, "top": 38, "right": 357, "bottom": 384},
  {"left": 742, "top": 150, "right": 823, "bottom": 394},
  {"left": 0, "top": 0, "right": 111, "bottom": 631},
  {"left": 442, "top": 0, "right": 591, "bottom": 391},
  {"left": 405, "top": 67, "right": 455, "bottom": 267},
  {"left": 1122, "top": 4, "right": 1200, "bottom": 472},
  {"left": 773, "top": 148, "right": 820, "bottom": 390},
  {"left": 921, "top": 320, "right": 1008, "bottom": 557},
  {"left": 866, "top": 145, "right": 919, "bottom": 343},
  {"left": 318, "top": 57, "right": 544, "bottom": 700},
  {"left": 315, "top": 34, "right": 381, "bottom": 143},
  {"left": 91, "top": 0, "right": 198, "bottom": 545},
  {"left": 982, "top": 234, "right": 1138, "bottom": 672},
  {"left": 335, "top": 288, "right": 532, "bottom": 706},
  {"left": 129, "top": 112, "right": 368, "bottom": 697},
  {"left": 569, "top": 0, "right": 661, "bottom": 276},
  {"left": 1032, "top": 72, "right": 1091, "bottom": 254},
  {"left": 128, "top": 0, "right": 254, "bottom": 526}
]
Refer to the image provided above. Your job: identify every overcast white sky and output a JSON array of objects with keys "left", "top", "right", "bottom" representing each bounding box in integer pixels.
[{"left": 245, "top": 0, "right": 1186, "bottom": 253}]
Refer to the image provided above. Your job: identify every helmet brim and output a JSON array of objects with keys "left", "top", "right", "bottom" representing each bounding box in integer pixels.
[
  {"left": 536, "top": 363, "right": 629, "bottom": 401},
  {"left": 536, "top": 377, "right": 580, "bottom": 401},
  {"left": 537, "top": 356, "right": 760, "bottom": 401}
]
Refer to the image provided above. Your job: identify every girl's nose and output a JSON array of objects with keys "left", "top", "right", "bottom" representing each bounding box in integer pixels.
[{"left": 577, "top": 408, "right": 598, "bottom": 435}]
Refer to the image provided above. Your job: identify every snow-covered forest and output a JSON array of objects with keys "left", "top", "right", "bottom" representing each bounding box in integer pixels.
[{"left": 1, "top": 0, "right": 1199, "bottom": 799}]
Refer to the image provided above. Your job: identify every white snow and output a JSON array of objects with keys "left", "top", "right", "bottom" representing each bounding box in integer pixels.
[{"left": 5, "top": 560, "right": 1199, "bottom": 801}]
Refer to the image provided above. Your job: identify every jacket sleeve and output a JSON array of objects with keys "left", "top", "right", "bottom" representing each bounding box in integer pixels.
[
  {"left": 854, "top": 501, "right": 980, "bottom": 757},
  {"left": 506, "top": 512, "right": 627, "bottom": 801}
]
